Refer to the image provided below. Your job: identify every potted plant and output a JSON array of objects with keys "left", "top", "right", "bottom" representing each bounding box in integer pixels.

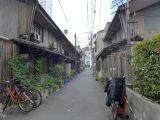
[
  {"left": 49, "top": 64, "right": 63, "bottom": 90},
  {"left": 70, "top": 70, "right": 75, "bottom": 80}
]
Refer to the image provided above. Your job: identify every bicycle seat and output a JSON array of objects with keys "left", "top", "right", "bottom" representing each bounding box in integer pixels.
[
  {"left": 4, "top": 78, "right": 16, "bottom": 83},
  {"left": 5, "top": 81, "right": 10, "bottom": 83}
]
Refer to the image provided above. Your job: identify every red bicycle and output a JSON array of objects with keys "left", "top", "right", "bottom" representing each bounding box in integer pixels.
[
  {"left": 111, "top": 96, "right": 127, "bottom": 120},
  {"left": 105, "top": 77, "right": 128, "bottom": 120},
  {"left": 0, "top": 79, "right": 34, "bottom": 112}
]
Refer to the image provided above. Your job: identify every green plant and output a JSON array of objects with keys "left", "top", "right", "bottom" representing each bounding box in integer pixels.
[
  {"left": 49, "top": 64, "right": 62, "bottom": 77},
  {"left": 132, "top": 34, "right": 160, "bottom": 102},
  {"left": 26, "top": 58, "right": 44, "bottom": 89},
  {"left": 9, "top": 56, "right": 28, "bottom": 85},
  {"left": 100, "top": 77, "right": 106, "bottom": 85},
  {"left": 49, "top": 64, "right": 63, "bottom": 86},
  {"left": 71, "top": 70, "right": 75, "bottom": 78},
  {"left": 9, "top": 56, "right": 62, "bottom": 92},
  {"left": 96, "top": 74, "right": 99, "bottom": 81}
]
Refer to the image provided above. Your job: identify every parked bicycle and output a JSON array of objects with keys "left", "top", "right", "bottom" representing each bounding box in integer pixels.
[
  {"left": 7, "top": 79, "right": 42, "bottom": 108},
  {"left": 0, "top": 79, "right": 35, "bottom": 112},
  {"left": 104, "top": 77, "right": 128, "bottom": 120},
  {"left": 19, "top": 84, "right": 42, "bottom": 108}
]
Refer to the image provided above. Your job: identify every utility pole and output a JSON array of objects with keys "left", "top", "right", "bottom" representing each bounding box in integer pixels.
[
  {"left": 90, "top": 32, "right": 93, "bottom": 69},
  {"left": 126, "top": 0, "right": 132, "bottom": 84},
  {"left": 74, "top": 33, "right": 77, "bottom": 74}
]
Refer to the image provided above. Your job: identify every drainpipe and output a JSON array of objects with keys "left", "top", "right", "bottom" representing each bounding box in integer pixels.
[
  {"left": 0, "top": 36, "right": 9, "bottom": 41},
  {"left": 126, "top": 0, "right": 132, "bottom": 84}
]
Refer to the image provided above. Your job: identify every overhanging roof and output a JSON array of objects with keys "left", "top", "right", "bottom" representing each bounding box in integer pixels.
[
  {"left": 11, "top": 38, "right": 79, "bottom": 62},
  {"left": 96, "top": 40, "right": 127, "bottom": 60},
  {"left": 11, "top": 38, "right": 64, "bottom": 56}
]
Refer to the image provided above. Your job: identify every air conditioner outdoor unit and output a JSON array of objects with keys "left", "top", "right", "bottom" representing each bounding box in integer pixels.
[
  {"left": 20, "top": 34, "right": 29, "bottom": 39},
  {"left": 61, "top": 49, "right": 64, "bottom": 54},
  {"left": 30, "top": 33, "right": 41, "bottom": 43},
  {"left": 49, "top": 42, "right": 56, "bottom": 49}
]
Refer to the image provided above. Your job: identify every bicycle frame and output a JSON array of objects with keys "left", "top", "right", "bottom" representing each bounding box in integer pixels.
[
  {"left": 110, "top": 101, "right": 119, "bottom": 120},
  {"left": 117, "top": 96, "right": 127, "bottom": 114},
  {"left": 5, "top": 85, "right": 20, "bottom": 103}
]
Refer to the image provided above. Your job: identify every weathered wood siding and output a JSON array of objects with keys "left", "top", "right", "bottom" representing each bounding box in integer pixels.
[
  {"left": 0, "top": 0, "right": 35, "bottom": 38},
  {"left": 2, "top": 41, "right": 18, "bottom": 81}
]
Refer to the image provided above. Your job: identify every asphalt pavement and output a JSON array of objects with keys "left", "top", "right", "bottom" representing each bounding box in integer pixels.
[{"left": 6, "top": 69, "right": 113, "bottom": 120}]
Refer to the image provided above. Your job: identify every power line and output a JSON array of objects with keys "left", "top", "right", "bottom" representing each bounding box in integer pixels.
[
  {"left": 87, "top": 0, "right": 90, "bottom": 33},
  {"left": 100, "top": 0, "right": 111, "bottom": 9},
  {"left": 92, "top": 0, "right": 97, "bottom": 33},
  {"left": 98, "top": 0, "right": 101, "bottom": 30},
  {"left": 57, "top": 0, "right": 73, "bottom": 32},
  {"left": 91, "top": 0, "right": 93, "bottom": 32}
]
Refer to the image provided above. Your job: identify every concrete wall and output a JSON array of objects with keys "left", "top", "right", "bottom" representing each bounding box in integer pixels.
[
  {"left": 95, "top": 31, "right": 106, "bottom": 56},
  {"left": 97, "top": 57, "right": 105, "bottom": 78},
  {"left": 65, "top": 63, "right": 71, "bottom": 76},
  {"left": 127, "top": 88, "right": 160, "bottom": 120}
]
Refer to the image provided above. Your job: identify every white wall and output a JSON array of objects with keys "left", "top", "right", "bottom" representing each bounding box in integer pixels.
[{"left": 66, "top": 63, "right": 71, "bottom": 76}]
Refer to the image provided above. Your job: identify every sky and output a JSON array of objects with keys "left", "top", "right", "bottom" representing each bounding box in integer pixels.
[{"left": 52, "top": 0, "right": 112, "bottom": 48}]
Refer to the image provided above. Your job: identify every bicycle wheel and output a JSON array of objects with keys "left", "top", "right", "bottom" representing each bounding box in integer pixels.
[
  {"left": 18, "top": 90, "right": 34, "bottom": 112},
  {"left": 2, "top": 95, "right": 11, "bottom": 111},
  {"left": 29, "top": 89, "right": 42, "bottom": 108},
  {"left": 111, "top": 103, "right": 118, "bottom": 120}
]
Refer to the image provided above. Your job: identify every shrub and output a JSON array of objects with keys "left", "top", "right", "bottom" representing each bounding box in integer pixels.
[
  {"left": 71, "top": 70, "right": 75, "bottom": 78},
  {"left": 100, "top": 77, "right": 106, "bottom": 86},
  {"left": 49, "top": 64, "right": 63, "bottom": 86},
  {"left": 9, "top": 56, "right": 28, "bottom": 85},
  {"left": 132, "top": 34, "right": 160, "bottom": 102},
  {"left": 9, "top": 56, "right": 26, "bottom": 79},
  {"left": 95, "top": 74, "right": 99, "bottom": 81},
  {"left": 9, "top": 56, "right": 63, "bottom": 91},
  {"left": 38, "top": 74, "right": 57, "bottom": 91}
]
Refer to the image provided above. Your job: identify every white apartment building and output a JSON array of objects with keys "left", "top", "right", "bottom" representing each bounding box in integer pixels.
[
  {"left": 82, "top": 47, "right": 91, "bottom": 68},
  {"left": 39, "top": 0, "right": 53, "bottom": 17}
]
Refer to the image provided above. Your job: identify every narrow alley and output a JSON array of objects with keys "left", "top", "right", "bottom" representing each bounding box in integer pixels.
[{"left": 6, "top": 69, "right": 113, "bottom": 120}]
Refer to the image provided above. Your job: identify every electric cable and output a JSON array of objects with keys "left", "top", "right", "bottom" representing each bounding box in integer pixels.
[{"left": 57, "top": 0, "right": 73, "bottom": 32}]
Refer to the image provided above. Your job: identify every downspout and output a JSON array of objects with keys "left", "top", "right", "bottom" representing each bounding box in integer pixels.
[
  {"left": 27, "top": 0, "right": 38, "bottom": 55},
  {"left": 27, "top": 0, "right": 38, "bottom": 41}
]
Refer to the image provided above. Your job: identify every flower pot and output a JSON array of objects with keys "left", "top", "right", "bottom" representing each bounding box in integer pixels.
[
  {"left": 0, "top": 103, "right": 3, "bottom": 113},
  {"left": 45, "top": 89, "right": 49, "bottom": 98},
  {"left": 41, "top": 91, "right": 46, "bottom": 101},
  {"left": 49, "top": 87, "right": 53, "bottom": 95},
  {"left": 64, "top": 79, "right": 67, "bottom": 85}
]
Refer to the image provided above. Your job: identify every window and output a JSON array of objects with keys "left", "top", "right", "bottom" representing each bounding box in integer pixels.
[{"left": 32, "top": 22, "right": 43, "bottom": 42}]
